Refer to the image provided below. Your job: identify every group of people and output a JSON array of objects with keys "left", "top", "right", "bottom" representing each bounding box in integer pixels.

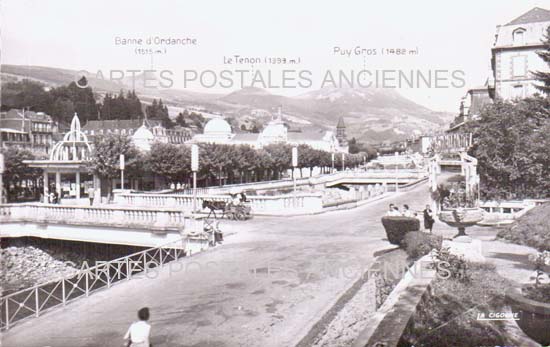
[
  {"left": 386, "top": 203, "right": 435, "bottom": 232},
  {"left": 43, "top": 187, "right": 60, "bottom": 204}
]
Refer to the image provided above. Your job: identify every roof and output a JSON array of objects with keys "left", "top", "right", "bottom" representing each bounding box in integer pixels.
[
  {"left": 506, "top": 7, "right": 550, "bottom": 26},
  {"left": 1, "top": 109, "right": 53, "bottom": 122},
  {"left": 232, "top": 133, "right": 259, "bottom": 141},
  {"left": 204, "top": 118, "right": 232, "bottom": 134},
  {"left": 288, "top": 131, "right": 327, "bottom": 141},
  {"left": 82, "top": 119, "right": 161, "bottom": 131}
]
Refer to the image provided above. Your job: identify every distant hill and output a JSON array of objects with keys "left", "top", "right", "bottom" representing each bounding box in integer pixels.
[{"left": 1, "top": 64, "right": 455, "bottom": 143}]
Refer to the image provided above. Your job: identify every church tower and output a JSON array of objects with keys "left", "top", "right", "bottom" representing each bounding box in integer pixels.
[{"left": 336, "top": 116, "right": 347, "bottom": 147}]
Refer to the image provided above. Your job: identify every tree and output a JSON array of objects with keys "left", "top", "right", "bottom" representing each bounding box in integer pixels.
[
  {"left": 175, "top": 111, "right": 188, "bottom": 127},
  {"left": 1, "top": 79, "right": 52, "bottom": 112},
  {"left": 87, "top": 134, "right": 144, "bottom": 196},
  {"left": 146, "top": 143, "right": 191, "bottom": 184},
  {"left": 463, "top": 96, "right": 550, "bottom": 199},
  {"left": 49, "top": 80, "right": 98, "bottom": 123},
  {"left": 146, "top": 98, "right": 172, "bottom": 128},
  {"left": 534, "top": 25, "right": 550, "bottom": 94},
  {"left": 0, "top": 148, "right": 42, "bottom": 202}
]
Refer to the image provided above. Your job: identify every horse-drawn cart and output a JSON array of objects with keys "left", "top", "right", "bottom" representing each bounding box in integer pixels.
[{"left": 202, "top": 200, "right": 252, "bottom": 221}]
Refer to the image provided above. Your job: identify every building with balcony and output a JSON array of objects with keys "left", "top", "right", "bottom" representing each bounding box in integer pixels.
[{"left": 0, "top": 109, "right": 58, "bottom": 153}]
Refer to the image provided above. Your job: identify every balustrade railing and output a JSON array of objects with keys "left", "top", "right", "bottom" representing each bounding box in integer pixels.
[
  {"left": 0, "top": 204, "right": 189, "bottom": 231},
  {"left": 0, "top": 238, "right": 188, "bottom": 331}
]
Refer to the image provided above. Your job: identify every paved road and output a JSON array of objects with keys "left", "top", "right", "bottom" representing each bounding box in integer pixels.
[{"left": 3, "top": 183, "right": 431, "bottom": 347}]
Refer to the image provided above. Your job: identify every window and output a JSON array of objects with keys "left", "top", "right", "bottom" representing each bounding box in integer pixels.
[
  {"left": 512, "top": 85, "right": 524, "bottom": 99},
  {"left": 511, "top": 55, "right": 526, "bottom": 77},
  {"left": 513, "top": 28, "right": 525, "bottom": 45}
]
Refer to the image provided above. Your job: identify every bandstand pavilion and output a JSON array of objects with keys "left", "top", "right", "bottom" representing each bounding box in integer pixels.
[{"left": 25, "top": 114, "right": 98, "bottom": 202}]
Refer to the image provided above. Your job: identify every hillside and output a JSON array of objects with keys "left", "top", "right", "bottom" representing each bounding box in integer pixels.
[{"left": 1, "top": 64, "right": 455, "bottom": 142}]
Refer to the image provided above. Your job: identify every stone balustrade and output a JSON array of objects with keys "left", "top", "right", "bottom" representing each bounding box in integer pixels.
[
  {"left": 115, "top": 192, "right": 326, "bottom": 215},
  {"left": 0, "top": 203, "right": 200, "bottom": 233}
]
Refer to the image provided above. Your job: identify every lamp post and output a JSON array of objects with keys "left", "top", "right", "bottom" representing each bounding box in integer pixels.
[
  {"left": 394, "top": 151, "right": 399, "bottom": 192},
  {"left": 292, "top": 146, "right": 298, "bottom": 207},
  {"left": 119, "top": 154, "right": 125, "bottom": 191},
  {"left": 191, "top": 144, "right": 199, "bottom": 213},
  {"left": 0, "top": 153, "right": 4, "bottom": 204}
]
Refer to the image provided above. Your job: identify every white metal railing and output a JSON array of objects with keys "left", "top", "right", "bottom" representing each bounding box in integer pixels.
[{"left": 0, "top": 238, "right": 189, "bottom": 331}]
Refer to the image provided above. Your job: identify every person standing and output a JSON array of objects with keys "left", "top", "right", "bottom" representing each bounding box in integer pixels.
[
  {"left": 124, "top": 307, "right": 151, "bottom": 347},
  {"left": 402, "top": 204, "right": 414, "bottom": 217},
  {"left": 87, "top": 186, "right": 95, "bottom": 206},
  {"left": 423, "top": 204, "right": 435, "bottom": 233}
]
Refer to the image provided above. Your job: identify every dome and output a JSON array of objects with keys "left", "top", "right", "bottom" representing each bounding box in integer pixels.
[
  {"left": 132, "top": 125, "right": 155, "bottom": 151},
  {"left": 204, "top": 118, "right": 232, "bottom": 135},
  {"left": 260, "top": 119, "right": 287, "bottom": 142}
]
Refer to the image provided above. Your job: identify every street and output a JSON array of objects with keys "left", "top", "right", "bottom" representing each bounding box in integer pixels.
[{"left": 3, "top": 182, "right": 431, "bottom": 347}]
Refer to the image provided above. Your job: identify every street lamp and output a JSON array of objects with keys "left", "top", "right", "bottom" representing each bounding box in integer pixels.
[
  {"left": 0, "top": 153, "right": 4, "bottom": 204},
  {"left": 191, "top": 144, "right": 199, "bottom": 213},
  {"left": 292, "top": 146, "right": 298, "bottom": 207},
  {"left": 394, "top": 151, "right": 399, "bottom": 192},
  {"left": 119, "top": 154, "right": 125, "bottom": 191}
]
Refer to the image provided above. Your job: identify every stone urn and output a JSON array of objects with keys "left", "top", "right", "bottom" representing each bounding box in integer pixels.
[
  {"left": 439, "top": 207, "right": 484, "bottom": 237},
  {"left": 506, "top": 286, "right": 550, "bottom": 345}
]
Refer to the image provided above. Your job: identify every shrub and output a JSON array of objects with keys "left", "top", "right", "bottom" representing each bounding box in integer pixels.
[
  {"left": 497, "top": 202, "right": 550, "bottom": 252},
  {"left": 402, "top": 232, "right": 442, "bottom": 260},
  {"left": 381, "top": 216, "right": 420, "bottom": 245},
  {"left": 401, "top": 263, "right": 513, "bottom": 347}
]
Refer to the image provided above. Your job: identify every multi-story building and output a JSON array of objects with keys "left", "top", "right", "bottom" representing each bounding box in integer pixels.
[
  {"left": 0, "top": 109, "right": 58, "bottom": 153},
  {"left": 490, "top": 7, "right": 550, "bottom": 100},
  {"left": 449, "top": 7, "right": 550, "bottom": 132},
  {"left": 81, "top": 118, "right": 193, "bottom": 151}
]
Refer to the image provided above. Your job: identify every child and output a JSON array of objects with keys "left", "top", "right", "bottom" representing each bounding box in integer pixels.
[{"left": 124, "top": 307, "right": 151, "bottom": 347}]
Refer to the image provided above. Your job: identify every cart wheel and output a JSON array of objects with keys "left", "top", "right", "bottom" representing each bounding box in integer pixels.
[{"left": 235, "top": 212, "right": 246, "bottom": 221}]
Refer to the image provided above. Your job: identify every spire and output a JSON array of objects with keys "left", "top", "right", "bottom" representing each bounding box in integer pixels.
[{"left": 337, "top": 116, "right": 345, "bottom": 128}]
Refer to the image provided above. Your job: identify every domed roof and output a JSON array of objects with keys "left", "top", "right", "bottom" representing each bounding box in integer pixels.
[
  {"left": 204, "top": 118, "right": 232, "bottom": 135},
  {"left": 133, "top": 125, "right": 155, "bottom": 140},
  {"left": 260, "top": 118, "right": 287, "bottom": 142}
]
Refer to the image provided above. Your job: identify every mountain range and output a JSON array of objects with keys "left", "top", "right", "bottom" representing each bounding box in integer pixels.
[{"left": 1, "top": 64, "right": 455, "bottom": 143}]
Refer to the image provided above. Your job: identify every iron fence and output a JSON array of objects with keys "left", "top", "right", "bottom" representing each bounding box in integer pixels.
[{"left": 0, "top": 238, "right": 188, "bottom": 331}]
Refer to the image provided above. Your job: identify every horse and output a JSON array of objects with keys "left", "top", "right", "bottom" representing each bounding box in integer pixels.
[{"left": 202, "top": 200, "right": 228, "bottom": 219}]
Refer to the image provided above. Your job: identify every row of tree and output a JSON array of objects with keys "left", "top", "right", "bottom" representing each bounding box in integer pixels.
[
  {"left": 1, "top": 78, "right": 203, "bottom": 129},
  {"left": 86, "top": 135, "right": 369, "bottom": 191}
]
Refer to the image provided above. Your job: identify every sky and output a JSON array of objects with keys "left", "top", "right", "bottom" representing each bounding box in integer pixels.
[{"left": 1, "top": 0, "right": 549, "bottom": 112}]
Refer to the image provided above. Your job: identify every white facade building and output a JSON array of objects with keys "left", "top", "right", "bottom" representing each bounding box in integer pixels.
[
  {"left": 191, "top": 114, "right": 349, "bottom": 153},
  {"left": 490, "top": 7, "right": 550, "bottom": 100}
]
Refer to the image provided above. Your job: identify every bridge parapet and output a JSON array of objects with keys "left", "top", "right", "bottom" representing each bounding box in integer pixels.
[{"left": 0, "top": 203, "right": 197, "bottom": 233}]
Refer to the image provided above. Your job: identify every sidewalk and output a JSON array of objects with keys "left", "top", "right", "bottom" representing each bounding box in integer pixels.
[{"left": 429, "top": 222, "right": 537, "bottom": 284}]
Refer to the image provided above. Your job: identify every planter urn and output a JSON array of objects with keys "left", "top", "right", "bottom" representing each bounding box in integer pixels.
[{"left": 438, "top": 207, "right": 484, "bottom": 237}]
